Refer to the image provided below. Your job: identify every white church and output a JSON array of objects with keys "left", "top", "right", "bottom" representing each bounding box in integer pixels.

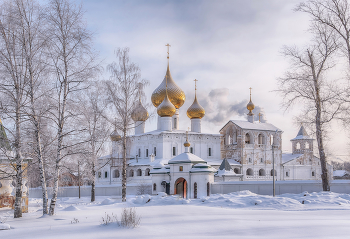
[{"left": 96, "top": 50, "right": 333, "bottom": 199}]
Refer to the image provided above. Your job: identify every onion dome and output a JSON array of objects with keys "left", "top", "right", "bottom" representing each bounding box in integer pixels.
[
  {"left": 110, "top": 130, "right": 121, "bottom": 141},
  {"left": 131, "top": 99, "right": 149, "bottom": 122},
  {"left": 151, "top": 64, "right": 186, "bottom": 109},
  {"left": 247, "top": 87, "right": 255, "bottom": 113},
  {"left": 187, "top": 95, "right": 205, "bottom": 119},
  {"left": 184, "top": 140, "right": 190, "bottom": 147},
  {"left": 157, "top": 91, "right": 176, "bottom": 117}
]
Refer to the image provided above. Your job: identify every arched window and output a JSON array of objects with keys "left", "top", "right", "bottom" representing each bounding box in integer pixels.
[
  {"left": 270, "top": 169, "right": 277, "bottom": 176},
  {"left": 296, "top": 142, "right": 300, "bottom": 149},
  {"left": 129, "top": 170, "right": 134, "bottom": 177},
  {"left": 258, "top": 134, "right": 264, "bottom": 145},
  {"left": 113, "top": 170, "right": 120, "bottom": 178},
  {"left": 270, "top": 135, "right": 274, "bottom": 145},
  {"left": 137, "top": 169, "right": 142, "bottom": 176},
  {"left": 190, "top": 147, "right": 193, "bottom": 153},
  {"left": 248, "top": 158, "right": 252, "bottom": 163},
  {"left": 207, "top": 182, "right": 210, "bottom": 196},
  {"left": 194, "top": 182, "right": 197, "bottom": 199},
  {"left": 245, "top": 133, "right": 250, "bottom": 144},
  {"left": 153, "top": 183, "right": 156, "bottom": 191},
  {"left": 145, "top": 168, "right": 150, "bottom": 176},
  {"left": 246, "top": 168, "right": 253, "bottom": 176},
  {"left": 286, "top": 171, "right": 289, "bottom": 177},
  {"left": 104, "top": 171, "right": 108, "bottom": 178},
  {"left": 208, "top": 148, "right": 212, "bottom": 156},
  {"left": 312, "top": 171, "right": 315, "bottom": 177},
  {"left": 234, "top": 168, "right": 240, "bottom": 174},
  {"left": 259, "top": 169, "right": 266, "bottom": 176}
]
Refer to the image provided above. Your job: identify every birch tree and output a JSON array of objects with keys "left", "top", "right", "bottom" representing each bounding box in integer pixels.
[
  {"left": 0, "top": 0, "right": 31, "bottom": 218},
  {"left": 45, "top": 0, "right": 98, "bottom": 215},
  {"left": 104, "top": 48, "right": 148, "bottom": 202},
  {"left": 278, "top": 24, "right": 345, "bottom": 191},
  {"left": 78, "top": 82, "right": 110, "bottom": 202}
]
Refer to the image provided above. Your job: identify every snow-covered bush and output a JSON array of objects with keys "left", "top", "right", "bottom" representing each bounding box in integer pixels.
[
  {"left": 117, "top": 208, "right": 141, "bottom": 228},
  {"left": 101, "top": 212, "right": 117, "bottom": 225}
]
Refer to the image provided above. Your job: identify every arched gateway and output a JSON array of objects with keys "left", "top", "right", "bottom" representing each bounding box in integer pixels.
[{"left": 174, "top": 177, "right": 187, "bottom": 198}]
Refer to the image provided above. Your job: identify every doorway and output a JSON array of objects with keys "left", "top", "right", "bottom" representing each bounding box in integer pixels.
[{"left": 174, "top": 178, "right": 187, "bottom": 198}]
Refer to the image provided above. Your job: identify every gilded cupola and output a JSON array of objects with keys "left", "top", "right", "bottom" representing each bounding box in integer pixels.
[
  {"left": 131, "top": 98, "right": 149, "bottom": 122},
  {"left": 110, "top": 130, "right": 121, "bottom": 141},
  {"left": 151, "top": 44, "right": 185, "bottom": 109},
  {"left": 157, "top": 76, "right": 176, "bottom": 117},
  {"left": 247, "top": 87, "right": 255, "bottom": 113},
  {"left": 187, "top": 79, "right": 205, "bottom": 119}
]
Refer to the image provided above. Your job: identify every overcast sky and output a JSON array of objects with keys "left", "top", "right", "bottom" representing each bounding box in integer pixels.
[{"left": 80, "top": 0, "right": 348, "bottom": 158}]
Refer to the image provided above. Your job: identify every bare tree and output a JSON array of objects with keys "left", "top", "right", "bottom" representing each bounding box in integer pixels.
[
  {"left": 45, "top": 0, "right": 98, "bottom": 215},
  {"left": 104, "top": 48, "right": 148, "bottom": 202},
  {"left": 0, "top": 0, "right": 34, "bottom": 218},
  {"left": 78, "top": 82, "right": 110, "bottom": 202},
  {"left": 296, "top": 0, "right": 350, "bottom": 67},
  {"left": 277, "top": 24, "right": 345, "bottom": 191}
]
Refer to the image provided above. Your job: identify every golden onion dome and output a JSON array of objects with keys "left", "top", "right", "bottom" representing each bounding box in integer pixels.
[
  {"left": 157, "top": 91, "right": 176, "bottom": 117},
  {"left": 247, "top": 99, "right": 255, "bottom": 112},
  {"left": 187, "top": 95, "right": 205, "bottom": 119},
  {"left": 184, "top": 140, "right": 190, "bottom": 147},
  {"left": 131, "top": 99, "right": 149, "bottom": 122},
  {"left": 247, "top": 88, "right": 255, "bottom": 113},
  {"left": 110, "top": 130, "right": 121, "bottom": 141},
  {"left": 151, "top": 64, "right": 186, "bottom": 109}
]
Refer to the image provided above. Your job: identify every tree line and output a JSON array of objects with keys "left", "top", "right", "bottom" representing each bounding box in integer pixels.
[{"left": 0, "top": 0, "right": 145, "bottom": 218}]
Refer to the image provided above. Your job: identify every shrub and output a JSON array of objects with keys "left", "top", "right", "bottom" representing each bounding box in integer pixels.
[{"left": 117, "top": 208, "right": 141, "bottom": 228}]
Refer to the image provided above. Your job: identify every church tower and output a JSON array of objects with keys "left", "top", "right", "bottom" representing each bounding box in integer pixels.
[
  {"left": 131, "top": 98, "right": 149, "bottom": 135},
  {"left": 290, "top": 125, "right": 314, "bottom": 155},
  {"left": 151, "top": 44, "right": 185, "bottom": 131},
  {"left": 187, "top": 79, "right": 205, "bottom": 133},
  {"left": 246, "top": 88, "right": 255, "bottom": 123}
]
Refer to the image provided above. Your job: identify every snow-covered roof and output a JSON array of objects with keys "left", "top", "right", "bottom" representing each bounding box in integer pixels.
[
  {"left": 216, "top": 169, "right": 242, "bottom": 177},
  {"left": 150, "top": 167, "right": 170, "bottom": 174},
  {"left": 132, "top": 129, "right": 221, "bottom": 137},
  {"left": 190, "top": 163, "right": 217, "bottom": 173},
  {"left": 291, "top": 125, "right": 313, "bottom": 141},
  {"left": 282, "top": 153, "right": 303, "bottom": 164},
  {"left": 219, "top": 158, "right": 232, "bottom": 171},
  {"left": 333, "top": 170, "right": 350, "bottom": 177},
  {"left": 168, "top": 152, "right": 207, "bottom": 164},
  {"left": 221, "top": 120, "right": 282, "bottom": 132}
]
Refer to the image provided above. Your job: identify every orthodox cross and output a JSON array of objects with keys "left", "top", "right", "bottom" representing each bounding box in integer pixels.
[
  {"left": 258, "top": 112, "right": 261, "bottom": 123},
  {"left": 249, "top": 87, "right": 252, "bottom": 101},
  {"left": 165, "top": 43, "right": 171, "bottom": 59},
  {"left": 194, "top": 79, "right": 198, "bottom": 96}
]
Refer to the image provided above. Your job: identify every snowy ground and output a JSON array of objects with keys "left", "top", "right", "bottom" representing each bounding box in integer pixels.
[{"left": 1, "top": 191, "right": 350, "bottom": 238}]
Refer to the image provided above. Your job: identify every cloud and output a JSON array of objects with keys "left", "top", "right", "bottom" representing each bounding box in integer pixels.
[{"left": 187, "top": 88, "right": 263, "bottom": 125}]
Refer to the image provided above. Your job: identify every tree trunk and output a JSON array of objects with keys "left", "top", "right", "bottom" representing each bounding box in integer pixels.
[
  {"left": 309, "top": 51, "right": 330, "bottom": 191},
  {"left": 49, "top": 163, "right": 59, "bottom": 215},
  {"left": 14, "top": 164, "right": 23, "bottom": 218},
  {"left": 122, "top": 128, "right": 127, "bottom": 202},
  {"left": 91, "top": 160, "right": 95, "bottom": 202}
]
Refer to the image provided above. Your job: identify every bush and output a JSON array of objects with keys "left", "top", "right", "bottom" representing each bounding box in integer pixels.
[
  {"left": 100, "top": 208, "right": 141, "bottom": 228},
  {"left": 118, "top": 208, "right": 141, "bottom": 228}
]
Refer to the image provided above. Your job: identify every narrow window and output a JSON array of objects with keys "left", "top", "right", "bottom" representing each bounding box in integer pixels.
[
  {"left": 194, "top": 182, "right": 197, "bottom": 199},
  {"left": 98, "top": 172, "right": 101, "bottom": 178},
  {"left": 249, "top": 158, "right": 252, "bottom": 163},
  {"left": 207, "top": 182, "right": 210, "bottom": 196},
  {"left": 104, "top": 171, "right": 108, "bottom": 178},
  {"left": 137, "top": 169, "right": 142, "bottom": 176},
  {"left": 146, "top": 149, "right": 149, "bottom": 157},
  {"left": 174, "top": 118, "right": 177, "bottom": 128},
  {"left": 145, "top": 168, "right": 150, "bottom": 176},
  {"left": 179, "top": 166, "right": 183, "bottom": 171},
  {"left": 173, "top": 147, "right": 176, "bottom": 156},
  {"left": 114, "top": 170, "right": 119, "bottom": 178},
  {"left": 245, "top": 133, "right": 250, "bottom": 144},
  {"left": 312, "top": 171, "right": 315, "bottom": 177},
  {"left": 138, "top": 148, "right": 141, "bottom": 157},
  {"left": 286, "top": 171, "right": 289, "bottom": 177},
  {"left": 154, "top": 147, "right": 156, "bottom": 156},
  {"left": 190, "top": 147, "right": 193, "bottom": 153},
  {"left": 129, "top": 170, "right": 134, "bottom": 177},
  {"left": 153, "top": 183, "right": 156, "bottom": 191},
  {"left": 208, "top": 148, "right": 212, "bottom": 156}
]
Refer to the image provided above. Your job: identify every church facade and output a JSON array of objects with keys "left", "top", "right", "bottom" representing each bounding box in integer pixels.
[{"left": 96, "top": 50, "right": 333, "bottom": 198}]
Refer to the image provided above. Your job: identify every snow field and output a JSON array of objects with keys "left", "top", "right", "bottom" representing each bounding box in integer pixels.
[{"left": 0, "top": 191, "right": 350, "bottom": 238}]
